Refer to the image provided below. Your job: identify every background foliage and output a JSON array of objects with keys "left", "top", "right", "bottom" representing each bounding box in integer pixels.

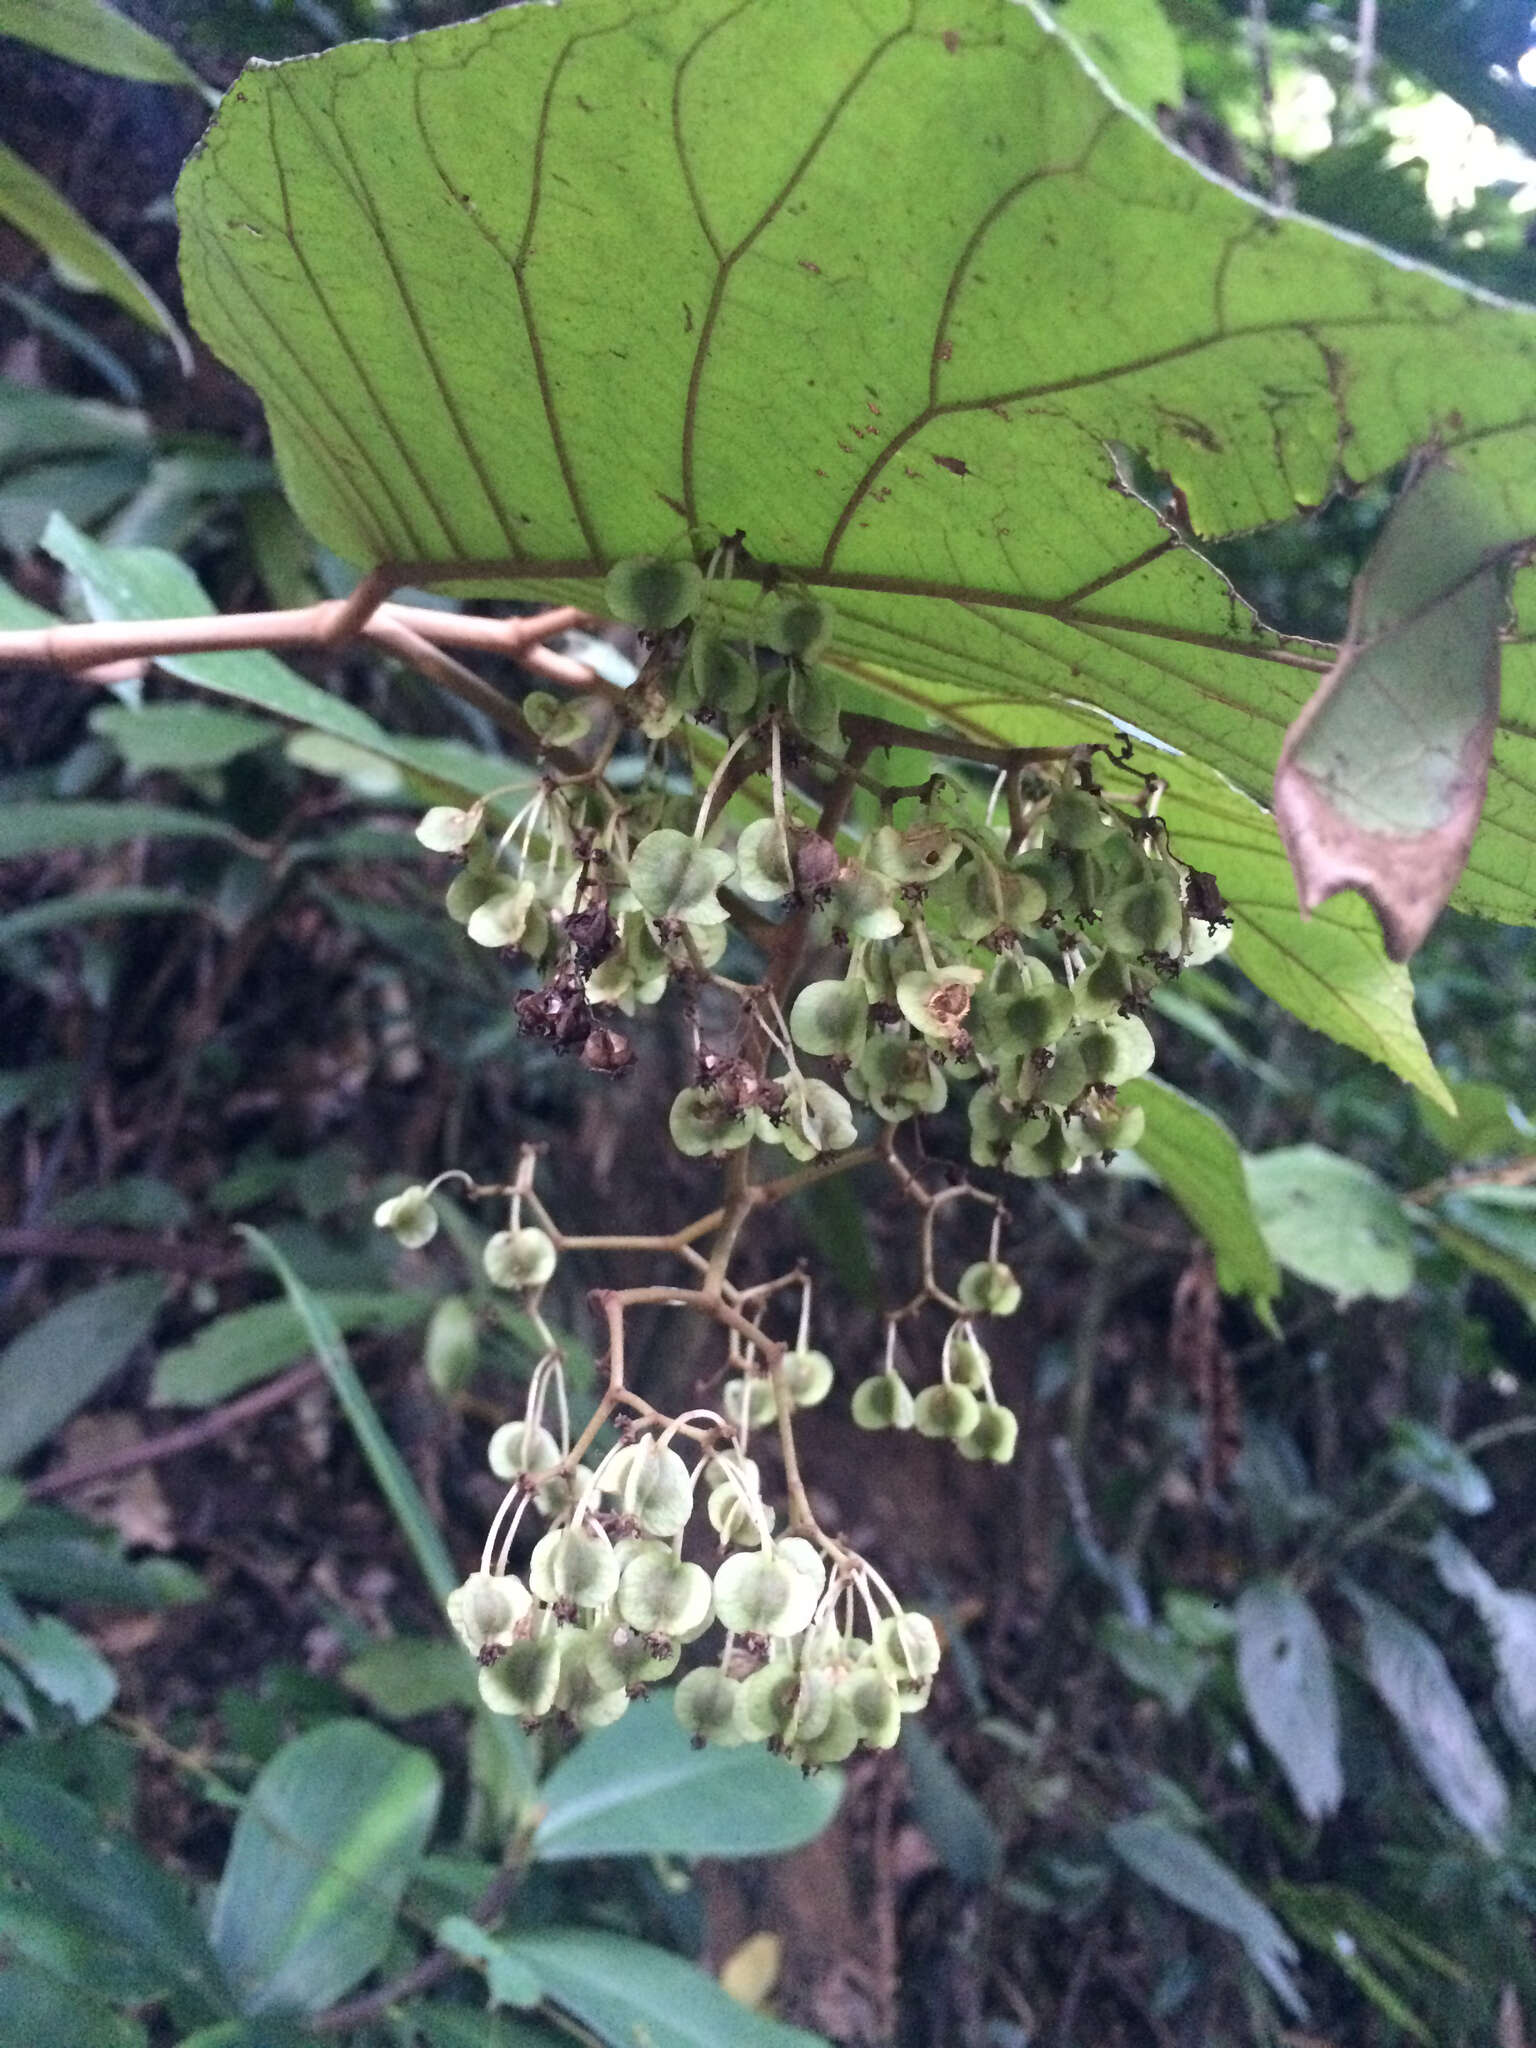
[{"left": 2, "top": 1, "right": 1536, "bottom": 2044}]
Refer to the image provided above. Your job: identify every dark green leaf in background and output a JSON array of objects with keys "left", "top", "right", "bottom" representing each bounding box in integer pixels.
[
  {"left": 1388, "top": 1421, "right": 1494, "bottom": 1515},
  {"left": 1347, "top": 1584, "right": 1509, "bottom": 1851},
  {"left": 341, "top": 1636, "right": 479, "bottom": 1720},
  {"left": 1430, "top": 1531, "right": 1536, "bottom": 1772},
  {"left": 0, "top": 800, "right": 243, "bottom": 856},
  {"left": 1120, "top": 1075, "right": 1278, "bottom": 1311},
  {"left": 495, "top": 1930, "right": 831, "bottom": 2048},
  {"left": 89, "top": 702, "right": 281, "bottom": 773},
  {"left": 435, "top": 1917, "right": 542, "bottom": 2009},
  {"left": 0, "top": 1275, "right": 164, "bottom": 1471},
  {"left": 152, "top": 1290, "right": 435, "bottom": 1407},
  {"left": 900, "top": 1718, "right": 1004, "bottom": 1883},
  {"left": 0, "top": 1506, "right": 204, "bottom": 1607},
  {"left": 208, "top": 1719, "right": 441, "bottom": 2014},
  {"left": 1233, "top": 1581, "right": 1343, "bottom": 1822},
  {"left": 1108, "top": 1814, "right": 1306, "bottom": 2017},
  {"left": 0, "top": 1764, "right": 232, "bottom": 2022},
  {"left": 533, "top": 1692, "right": 841, "bottom": 1862},
  {"left": 1244, "top": 1145, "right": 1415, "bottom": 1305}
]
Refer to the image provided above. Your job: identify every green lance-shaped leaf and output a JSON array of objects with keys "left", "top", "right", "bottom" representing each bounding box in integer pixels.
[
  {"left": 1108, "top": 1814, "right": 1306, "bottom": 2019},
  {"left": 0, "top": 0, "right": 210, "bottom": 92},
  {"left": 1346, "top": 1583, "right": 1509, "bottom": 1852},
  {"left": 1119, "top": 1076, "right": 1278, "bottom": 1315},
  {"left": 0, "top": 1275, "right": 164, "bottom": 1472},
  {"left": 1274, "top": 455, "right": 1513, "bottom": 961},
  {"left": 1234, "top": 1581, "right": 1343, "bottom": 1823},
  {"left": 0, "top": 139, "right": 190, "bottom": 366},
  {"left": 487, "top": 1929, "right": 831, "bottom": 2048},
  {"left": 176, "top": 0, "right": 1536, "bottom": 1088},
  {"left": 208, "top": 1719, "right": 442, "bottom": 2014},
  {"left": 1429, "top": 1531, "right": 1536, "bottom": 1773},
  {"left": 0, "top": 1765, "right": 233, "bottom": 2021},
  {"left": 39, "top": 517, "right": 530, "bottom": 803}
]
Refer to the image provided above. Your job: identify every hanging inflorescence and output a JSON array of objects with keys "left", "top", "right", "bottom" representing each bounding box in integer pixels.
[{"left": 381, "top": 545, "right": 1234, "bottom": 1761}]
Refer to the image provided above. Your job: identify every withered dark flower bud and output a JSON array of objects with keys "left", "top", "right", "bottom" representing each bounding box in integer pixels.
[
  {"left": 563, "top": 899, "right": 618, "bottom": 969},
  {"left": 581, "top": 1026, "right": 635, "bottom": 1077},
  {"left": 709, "top": 1057, "right": 762, "bottom": 1113},
  {"left": 514, "top": 972, "right": 593, "bottom": 1050},
  {"left": 791, "top": 830, "right": 840, "bottom": 895},
  {"left": 1184, "top": 867, "right": 1229, "bottom": 926},
  {"left": 755, "top": 1077, "right": 787, "bottom": 1119},
  {"left": 868, "top": 1001, "right": 902, "bottom": 1029}
]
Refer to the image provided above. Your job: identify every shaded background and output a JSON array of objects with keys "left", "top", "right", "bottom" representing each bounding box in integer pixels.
[{"left": 3, "top": 3, "right": 1536, "bottom": 2043}]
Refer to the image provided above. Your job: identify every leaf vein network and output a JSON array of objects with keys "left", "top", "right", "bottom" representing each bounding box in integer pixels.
[
  {"left": 677, "top": 0, "right": 918, "bottom": 530},
  {"left": 267, "top": 79, "right": 467, "bottom": 560}
]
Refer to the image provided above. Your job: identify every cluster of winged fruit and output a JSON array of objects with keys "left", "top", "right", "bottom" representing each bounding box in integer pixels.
[
  {"left": 414, "top": 551, "right": 1230, "bottom": 1184},
  {"left": 447, "top": 1409, "right": 938, "bottom": 1770}
]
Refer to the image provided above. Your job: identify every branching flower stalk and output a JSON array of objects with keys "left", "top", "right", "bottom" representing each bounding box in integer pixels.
[{"left": 361, "top": 558, "right": 1238, "bottom": 1766}]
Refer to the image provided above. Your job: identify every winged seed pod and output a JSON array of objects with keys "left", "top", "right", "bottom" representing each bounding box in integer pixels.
[
  {"left": 479, "top": 1634, "right": 562, "bottom": 1718},
  {"left": 914, "top": 1382, "right": 981, "bottom": 1440},
  {"left": 415, "top": 802, "right": 484, "bottom": 853},
  {"left": 482, "top": 1226, "right": 558, "bottom": 1290},
  {"left": 957, "top": 1403, "right": 1020, "bottom": 1464},
  {"left": 764, "top": 594, "right": 836, "bottom": 660},
  {"left": 780, "top": 1348, "right": 835, "bottom": 1408},
  {"left": 713, "top": 1544, "right": 824, "bottom": 1637},
  {"left": 851, "top": 1372, "right": 916, "bottom": 1430},
  {"left": 373, "top": 1185, "right": 439, "bottom": 1249},
  {"left": 603, "top": 555, "right": 702, "bottom": 632},
  {"left": 446, "top": 1570, "right": 531, "bottom": 1656},
  {"left": 957, "top": 1260, "right": 1022, "bottom": 1317}
]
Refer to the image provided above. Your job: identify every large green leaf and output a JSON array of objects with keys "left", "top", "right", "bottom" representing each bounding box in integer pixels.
[
  {"left": 0, "top": 1274, "right": 164, "bottom": 1471},
  {"left": 175, "top": 0, "right": 1536, "bottom": 1084},
  {"left": 207, "top": 1718, "right": 441, "bottom": 2014},
  {"left": 496, "top": 1930, "right": 830, "bottom": 2048},
  {"left": 533, "top": 1691, "right": 840, "bottom": 1861}
]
